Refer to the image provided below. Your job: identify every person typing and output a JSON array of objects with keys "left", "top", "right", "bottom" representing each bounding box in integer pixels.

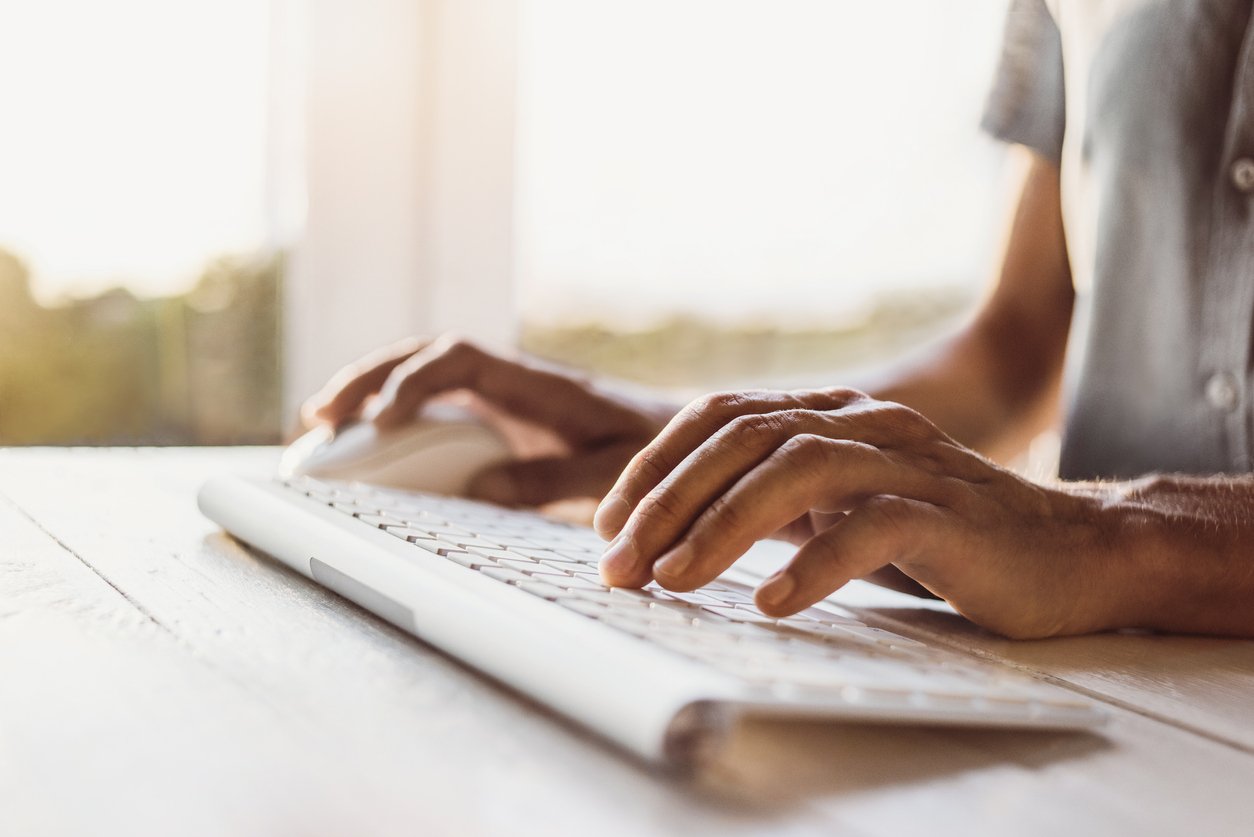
[{"left": 302, "top": 0, "right": 1254, "bottom": 640}]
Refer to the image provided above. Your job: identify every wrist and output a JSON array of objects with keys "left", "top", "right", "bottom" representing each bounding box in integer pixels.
[
  {"left": 1053, "top": 479, "right": 1178, "bottom": 633},
  {"left": 1087, "top": 475, "right": 1213, "bottom": 634}
]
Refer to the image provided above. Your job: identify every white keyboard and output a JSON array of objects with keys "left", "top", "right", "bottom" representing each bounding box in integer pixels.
[{"left": 289, "top": 477, "right": 1100, "bottom": 722}]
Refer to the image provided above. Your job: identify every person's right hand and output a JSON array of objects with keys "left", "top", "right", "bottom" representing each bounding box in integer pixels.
[{"left": 300, "top": 335, "right": 680, "bottom": 508}]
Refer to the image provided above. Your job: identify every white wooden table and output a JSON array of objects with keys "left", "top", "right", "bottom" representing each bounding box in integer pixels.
[{"left": 2, "top": 448, "right": 1252, "bottom": 837}]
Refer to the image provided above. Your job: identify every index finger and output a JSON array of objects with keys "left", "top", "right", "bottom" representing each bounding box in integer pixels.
[
  {"left": 301, "top": 337, "right": 427, "bottom": 428},
  {"left": 593, "top": 388, "right": 866, "bottom": 538},
  {"left": 370, "top": 337, "right": 648, "bottom": 445}
]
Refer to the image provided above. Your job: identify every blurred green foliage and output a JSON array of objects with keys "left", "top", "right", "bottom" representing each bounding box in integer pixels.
[
  {"left": 0, "top": 241, "right": 970, "bottom": 446},
  {"left": 522, "top": 286, "right": 974, "bottom": 394},
  {"left": 0, "top": 248, "right": 282, "bottom": 445}
]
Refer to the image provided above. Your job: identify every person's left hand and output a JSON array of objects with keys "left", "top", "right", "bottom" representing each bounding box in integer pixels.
[{"left": 594, "top": 388, "right": 1139, "bottom": 639}]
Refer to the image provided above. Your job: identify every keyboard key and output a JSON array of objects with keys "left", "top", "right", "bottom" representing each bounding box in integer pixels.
[
  {"left": 536, "top": 553, "right": 588, "bottom": 566},
  {"left": 382, "top": 525, "right": 442, "bottom": 541},
  {"left": 566, "top": 590, "right": 621, "bottom": 606},
  {"left": 480, "top": 567, "right": 530, "bottom": 584},
  {"left": 609, "top": 587, "right": 656, "bottom": 603},
  {"left": 564, "top": 567, "right": 606, "bottom": 582},
  {"left": 555, "top": 575, "right": 607, "bottom": 591},
  {"left": 516, "top": 580, "right": 567, "bottom": 599},
  {"left": 484, "top": 535, "right": 549, "bottom": 550},
  {"left": 354, "top": 512, "right": 406, "bottom": 528},
  {"left": 641, "top": 603, "right": 700, "bottom": 625},
  {"left": 500, "top": 559, "right": 567, "bottom": 577},
  {"left": 557, "top": 599, "right": 610, "bottom": 618},
  {"left": 442, "top": 551, "right": 495, "bottom": 569},
  {"left": 776, "top": 619, "right": 858, "bottom": 641},
  {"left": 731, "top": 602, "right": 775, "bottom": 619},
  {"left": 537, "top": 559, "right": 586, "bottom": 576},
  {"left": 663, "top": 589, "right": 726, "bottom": 607},
  {"left": 547, "top": 541, "right": 601, "bottom": 556},
  {"left": 465, "top": 546, "right": 518, "bottom": 563},
  {"left": 417, "top": 525, "right": 476, "bottom": 539},
  {"left": 701, "top": 604, "right": 777, "bottom": 625},
  {"left": 381, "top": 529, "right": 449, "bottom": 555},
  {"left": 598, "top": 614, "right": 651, "bottom": 636},
  {"left": 700, "top": 586, "right": 756, "bottom": 605},
  {"left": 453, "top": 535, "right": 516, "bottom": 551}
]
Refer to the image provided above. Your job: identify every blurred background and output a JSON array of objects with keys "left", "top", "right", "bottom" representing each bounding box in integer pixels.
[{"left": 0, "top": 0, "right": 1009, "bottom": 446}]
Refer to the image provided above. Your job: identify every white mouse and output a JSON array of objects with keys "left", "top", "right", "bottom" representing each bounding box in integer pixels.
[{"left": 279, "top": 403, "right": 513, "bottom": 495}]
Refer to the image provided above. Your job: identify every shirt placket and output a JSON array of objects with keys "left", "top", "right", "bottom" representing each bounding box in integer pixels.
[{"left": 1201, "top": 13, "right": 1254, "bottom": 473}]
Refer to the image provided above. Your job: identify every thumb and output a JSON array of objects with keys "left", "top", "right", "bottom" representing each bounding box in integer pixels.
[{"left": 467, "top": 443, "right": 641, "bottom": 507}]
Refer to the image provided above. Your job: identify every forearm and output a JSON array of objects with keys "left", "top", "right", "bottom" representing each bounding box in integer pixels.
[
  {"left": 851, "top": 149, "right": 1074, "bottom": 463},
  {"left": 854, "top": 321, "right": 1062, "bottom": 461},
  {"left": 1094, "top": 474, "right": 1254, "bottom": 637}
]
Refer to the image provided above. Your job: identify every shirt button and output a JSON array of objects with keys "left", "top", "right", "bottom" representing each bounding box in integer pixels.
[
  {"left": 1205, "top": 371, "right": 1240, "bottom": 412},
  {"left": 1232, "top": 158, "right": 1254, "bottom": 193}
]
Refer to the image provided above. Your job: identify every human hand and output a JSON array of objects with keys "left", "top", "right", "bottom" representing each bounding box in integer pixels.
[
  {"left": 594, "top": 388, "right": 1133, "bottom": 639},
  {"left": 301, "top": 336, "right": 679, "bottom": 507}
]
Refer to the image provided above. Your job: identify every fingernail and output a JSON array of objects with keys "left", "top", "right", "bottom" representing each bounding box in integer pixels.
[
  {"left": 654, "top": 543, "right": 694, "bottom": 579},
  {"left": 600, "top": 533, "right": 638, "bottom": 576},
  {"left": 757, "top": 571, "right": 796, "bottom": 609},
  {"left": 593, "top": 493, "right": 631, "bottom": 539}
]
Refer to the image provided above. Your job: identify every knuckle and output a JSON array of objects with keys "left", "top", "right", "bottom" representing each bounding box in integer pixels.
[
  {"left": 859, "top": 496, "right": 917, "bottom": 540},
  {"left": 782, "top": 432, "right": 824, "bottom": 456},
  {"left": 774, "top": 407, "right": 820, "bottom": 426},
  {"left": 675, "top": 401, "right": 705, "bottom": 426},
  {"left": 881, "top": 403, "right": 918, "bottom": 424},
  {"left": 776, "top": 432, "right": 836, "bottom": 470},
  {"left": 436, "top": 334, "right": 481, "bottom": 362},
  {"left": 393, "top": 335, "right": 426, "bottom": 355},
  {"left": 326, "top": 360, "right": 367, "bottom": 392},
  {"left": 865, "top": 402, "right": 932, "bottom": 438},
  {"left": 910, "top": 446, "right": 948, "bottom": 473},
  {"left": 704, "top": 494, "right": 750, "bottom": 537},
  {"left": 897, "top": 406, "right": 932, "bottom": 433},
  {"left": 935, "top": 475, "right": 978, "bottom": 511},
  {"left": 823, "top": 386, "right": 869, "bottom": 406},
  {"left": 298, "top": 399, "right": 323, "bottom": 426},
  {"left": 367, "top": 336, "right": 425, "bottom": 368},
  {"left": 687, "top": 390, "right": 750, "bottom": 420},
  {"left": 330, "top": 361, "right": 359, "bottom": 383},
  {"left": 384, "top": 355, "right": 423, "bottom": 391},
  {"left": 723, "top": 413, "right": 787, "bottom": 452},
  {"left": 628, "top": 446, "right": 673, "bottom": 490},
  {"left": 637, "top": 485, "right": 688, "bottom": 526},
  {"left": 804, "top": 529, "right": 844, "bottom": 567}
]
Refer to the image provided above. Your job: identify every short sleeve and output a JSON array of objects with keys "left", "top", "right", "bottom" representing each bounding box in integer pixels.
[{"left": 981, "top": 0, "right": 1066, "bottom": 165}]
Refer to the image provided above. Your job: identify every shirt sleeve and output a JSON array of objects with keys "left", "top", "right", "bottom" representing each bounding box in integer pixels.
[{"left": 980, "top": 0, "right": 1066, "bottom": 165}]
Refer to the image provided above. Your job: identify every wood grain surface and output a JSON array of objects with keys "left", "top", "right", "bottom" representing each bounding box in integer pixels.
[{"left": 1, "top": 448, "right": 1251, "bottom": 837}]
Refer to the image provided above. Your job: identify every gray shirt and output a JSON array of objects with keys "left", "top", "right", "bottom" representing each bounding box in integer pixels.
[{"left": 983, "top": 0, "right": 1254, "bottom": 480}]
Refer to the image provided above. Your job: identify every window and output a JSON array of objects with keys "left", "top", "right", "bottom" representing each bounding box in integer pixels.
[
  {"left": 0, "top": 1, "right": 1013, "bottom": 444},
  {"left": 515, "top": 1, "right": 1011, "bottom": 392},
  {"left": 0, "top": 0, "right": 288, "bottom": 443}
]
